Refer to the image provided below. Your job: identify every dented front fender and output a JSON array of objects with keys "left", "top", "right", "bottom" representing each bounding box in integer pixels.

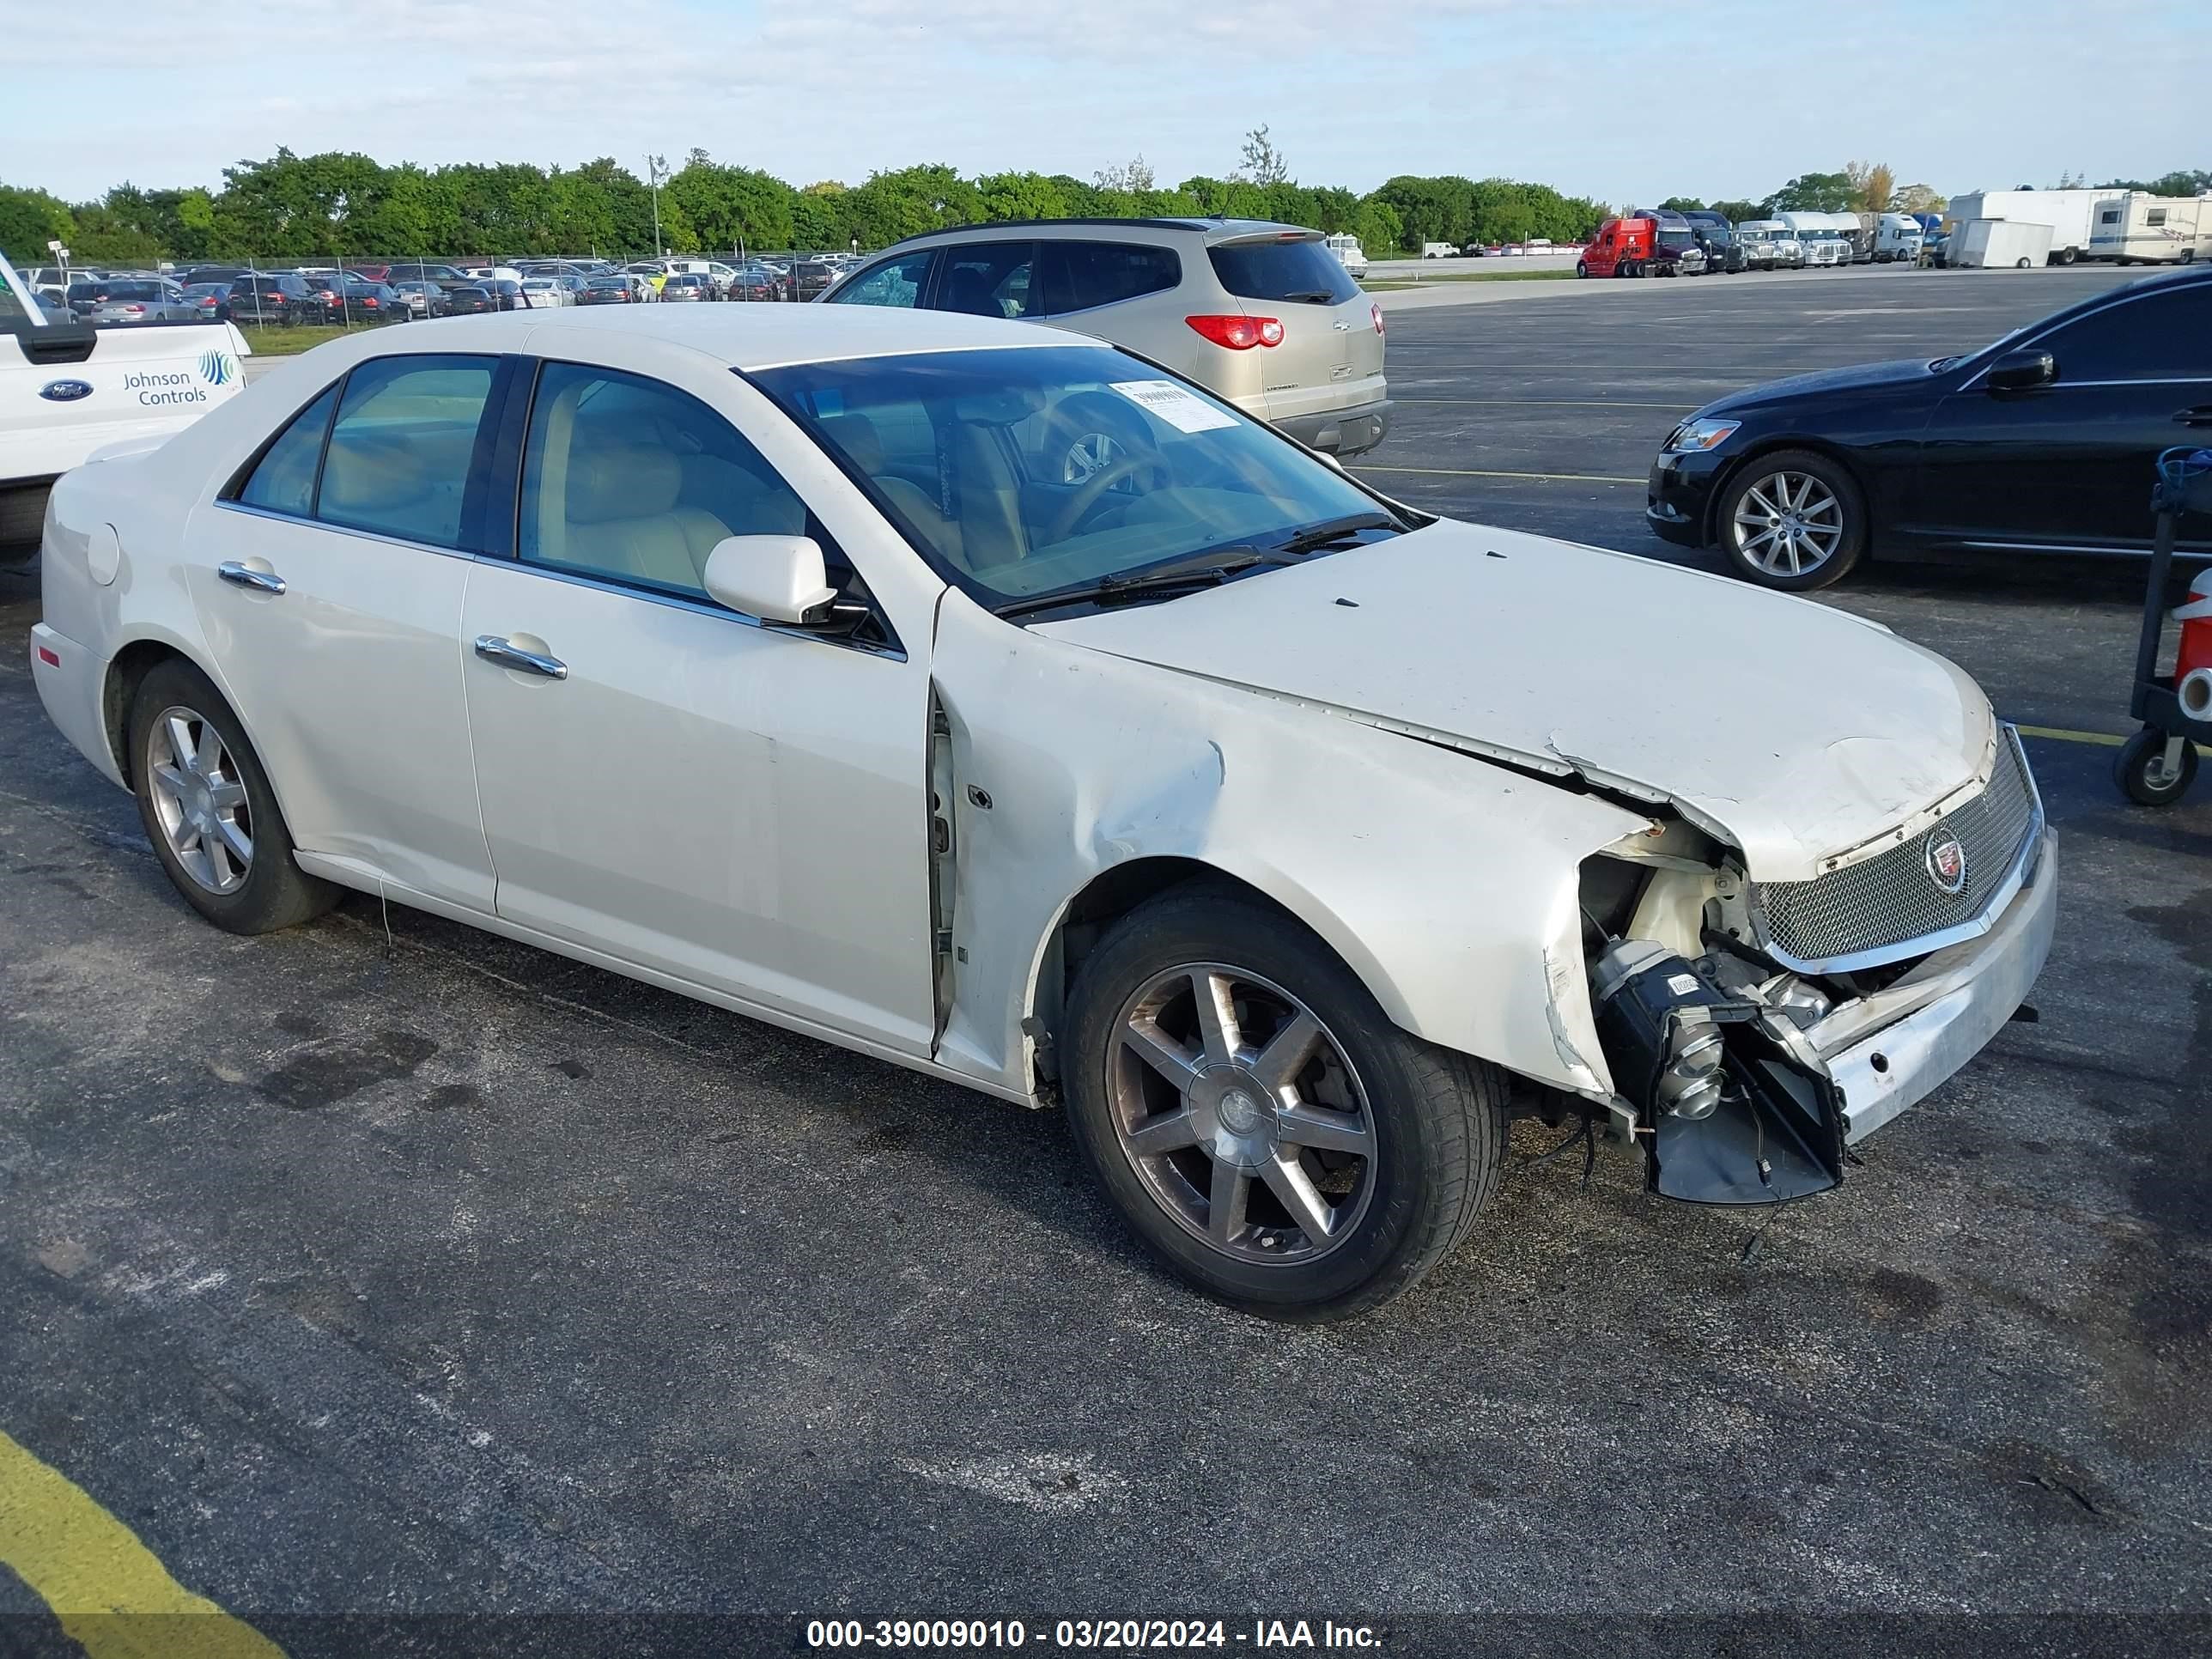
[{"left": 926, "top": 591, "right": 1647, "bottom": 1102}]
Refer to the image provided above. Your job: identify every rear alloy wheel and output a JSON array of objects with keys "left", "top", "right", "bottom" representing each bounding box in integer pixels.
[
  {"left": 128, "top": 659, "right": 339, "bottom": 933},
  {"left": 1717, "top": 448, "right": 1867, "bottom": 591},
  {"left": 1063, "top": 886, "right": 1506, "bottom": 1320}
]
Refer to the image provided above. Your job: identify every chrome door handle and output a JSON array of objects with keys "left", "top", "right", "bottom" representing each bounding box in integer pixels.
[
  {"left": 216, "top": 561, "right": 286, "bottom": 595},
  {"left": 473, "top": 635, "right": 568, "bottom": 680}
]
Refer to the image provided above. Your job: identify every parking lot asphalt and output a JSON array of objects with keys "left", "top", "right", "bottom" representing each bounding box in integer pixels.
[{"left": 3, "top": 268, "right": 2209, "bottom": 1651}]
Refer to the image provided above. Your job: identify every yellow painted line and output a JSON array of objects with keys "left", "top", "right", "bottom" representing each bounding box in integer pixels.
[
  {"left": 0, "top": 1430, "right": 285, "bottom": 1659},
  {"left": 1353, "top": 464, "right": 1645, "bottom": 484},
  {"left": 2015, "top": 723, "right": 2126, "bottom": 748}
]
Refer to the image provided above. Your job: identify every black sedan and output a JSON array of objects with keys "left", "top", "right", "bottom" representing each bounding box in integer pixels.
[{"left": 1647, "top": 268, "right": 2212, "bottom": 588}]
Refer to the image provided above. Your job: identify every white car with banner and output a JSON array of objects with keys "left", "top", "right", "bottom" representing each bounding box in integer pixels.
[
  {"left": 28, "top": 305, "right": 2055, "bottom": 1319},
  {"left": 1, "top": 252, "right": 251, "bottom": 556}
]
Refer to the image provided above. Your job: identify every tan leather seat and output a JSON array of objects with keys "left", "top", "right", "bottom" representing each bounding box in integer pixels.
[
  {"left": 820, "top": 410, "right": 971, "bottom": 568},
  {"left": 554, "top": 445, "right": 731, "bottom": 591}
]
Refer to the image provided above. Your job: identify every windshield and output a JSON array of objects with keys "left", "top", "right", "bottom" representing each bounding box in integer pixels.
[
  {"left": 750, "top": 344, "right": 1406, "bottom": 613},
  {"left": 1656, "top": 230, "right": 1692, "bottom": 248},
  {"left": 0, "top": 254, "right": 44, "bottom": 328}
]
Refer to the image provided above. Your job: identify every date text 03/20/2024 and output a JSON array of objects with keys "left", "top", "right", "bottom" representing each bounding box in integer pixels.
[{"left": 805, "top": 1619, "right": 1382, "bottom": 1650}]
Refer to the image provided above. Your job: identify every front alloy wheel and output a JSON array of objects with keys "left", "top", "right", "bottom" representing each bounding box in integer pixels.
[
  {"left": 1107, "top": 963, "right": 1376, "bottom": 1265},
  {"left": 1717, "top": 448, "right": 1866, "bottom": 590},
  {"left": 1063, "top": 885, "right": 1507, "bottom": 1320}
]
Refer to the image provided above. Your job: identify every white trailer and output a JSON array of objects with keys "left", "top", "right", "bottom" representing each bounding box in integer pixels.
[
  {"left": 1942, "top": 189, "right": 2106, "bottom": 264},
  {"left": 1950, "top": 218, "right": 2055, "bottom": 269},
  {"left": 2088, "top": 193, "right": 2209, "bottom": 264},
  {"left": 1419, "top": 241, "right": 1458, "bottom": 259}
]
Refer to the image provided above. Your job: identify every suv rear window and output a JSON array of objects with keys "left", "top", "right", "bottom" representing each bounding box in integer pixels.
[
  {"left": 1206, "top": 239, "right": 1359, "bottom": 305},
  {"left": 1038, "top": 242, "right": 1180, "bottom": 314}
]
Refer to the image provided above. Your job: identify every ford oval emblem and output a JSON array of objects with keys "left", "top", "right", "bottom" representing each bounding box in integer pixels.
[{"left": 40, "top": 379, "right": 94, "bottom": 403}]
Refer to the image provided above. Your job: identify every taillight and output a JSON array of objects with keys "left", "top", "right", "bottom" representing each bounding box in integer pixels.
[
  {"left": 1371, "top": 302, "right": 1385, "bottom": 336},
  {"left": 1185, "top": 314, "right": 1283, "bottom": 349}
]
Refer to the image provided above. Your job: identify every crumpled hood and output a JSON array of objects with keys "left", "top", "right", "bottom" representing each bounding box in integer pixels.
[{"left": 1036, "top": 520, "right": 1996, "bottom": 881}]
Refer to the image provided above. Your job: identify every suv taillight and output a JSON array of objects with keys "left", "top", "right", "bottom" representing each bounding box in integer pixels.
[
  {"left": 1185, "top": 314, "right": 1283, "bottom": 350},
  {"left": 1371, "top": 303, "right": 1385, "bottom": 336}
]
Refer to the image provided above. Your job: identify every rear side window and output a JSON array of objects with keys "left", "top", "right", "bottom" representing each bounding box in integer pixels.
[
  {"left": 1207, "top": 240, "right": 1360, "bottom": 305},
  {"left": 1038, "top": 242, "right": 1181, "bottom": 314},
  {"left": 932, "top": 244, "right": 1038, "bottom": 319},
  {"left": 317, "top": 355, "right": 497, "bottom": 548},
  {"left": 237, "top": 385, "right": 339, "bottom": 517}
]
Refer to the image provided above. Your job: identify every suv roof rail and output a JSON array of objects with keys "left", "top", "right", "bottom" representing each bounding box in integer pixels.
[{"left": 885, "top": 216, "right": 1220, "bottom": 246}]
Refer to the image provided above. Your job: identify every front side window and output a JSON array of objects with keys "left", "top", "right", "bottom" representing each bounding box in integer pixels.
[
  {"left": 317, "top": 354, "right": 496, "bottom": 548},
  {"left": 2037, "top": 287, "right": 2212, "bottom": 382},
  {"left": 932, "top": 244, "right": 1037, "bottom": 319},
  {"left": 1037, "top": 241, "right": 1181, "bottom": 314},
  {"left": 236, "top": 385, "right": 338, "bottom": 516},
  {"left": 1209, "top": 239, "right": 1360, "bottom": 305},
  {"left": 519, "top": 362, "right": 810, "bottom": 600},
  {"left": 830, "top": 251, "right": 933, "bottom": 308},
  {"left": 752, "top": 344, "right": 1407, "bottom": 611}
]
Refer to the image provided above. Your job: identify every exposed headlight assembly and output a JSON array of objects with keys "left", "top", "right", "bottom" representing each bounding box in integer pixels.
[{"left": 1664, "top": 417, "right": 1741, "bottom": 453}]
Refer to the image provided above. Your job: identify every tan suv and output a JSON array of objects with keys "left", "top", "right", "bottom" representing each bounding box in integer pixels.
[{"left": 821, "top": 218, "right": 1391, "bottom": 459}]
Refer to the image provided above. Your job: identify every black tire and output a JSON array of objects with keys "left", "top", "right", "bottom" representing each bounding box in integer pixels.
[
  {"left": 2055, "top": 246, "right": 2078, "bottom": 265},
  {"left": 1575, "top": 259, "right": 1589, "bottom": 278},
  {"left": 127, "top": 659, "right": 340, "bottom": 934},
  {"left": 1061, "top": 884, "right": 1507, "bottom": 1322},
  {"left": 0, "top": 485, "right": 46, "bottom": 562},
  {"left": 2114, "top": 727, "right": 2198, "bottom": 807},
  {"left": 1714, "top": 447, "right": 1868, "bottom": 592}
]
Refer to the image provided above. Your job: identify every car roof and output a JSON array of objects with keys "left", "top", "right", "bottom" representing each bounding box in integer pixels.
[
  {"left": 366, "top": 301, "right": 1087, "bottom": 368},
  {"left": 884, "top": 216, "right": 1310, "bottom": 249}
]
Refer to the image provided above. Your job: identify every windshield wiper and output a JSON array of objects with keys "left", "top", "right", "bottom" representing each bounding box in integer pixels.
[
  {"left": 994, "top": 549, "right": 1292, "bottom": 618},
  {"left": 1281, "top": 289, "right": 1340, "bottom": 303},
  {"left": 1271, "top": 512, "right": 1404, "bottom": 555}
]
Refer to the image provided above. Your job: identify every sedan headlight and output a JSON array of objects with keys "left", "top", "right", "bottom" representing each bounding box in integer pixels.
[{"left": 1664, "top": 417, "right": 1741, "bottom": 454}]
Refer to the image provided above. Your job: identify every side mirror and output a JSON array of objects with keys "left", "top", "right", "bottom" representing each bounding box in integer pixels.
[
  {"left": 1986, "top": 349, "right": 2057, "bottom": 393},
  {"left": 702, "top": 535, "right": 838, "bottom": 625}
]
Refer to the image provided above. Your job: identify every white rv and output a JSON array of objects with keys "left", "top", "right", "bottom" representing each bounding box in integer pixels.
[
  {"left": 1942, "top": 189, "right": 2107, "bottom": 264},
  {"left": 1871, "top": 212, "right": 1923, "bottom": 263},
  {"left": 1950, "top": 219, "right": 2055, "bottom": 269},
  {"left": 2088, "top": 193, "right": 2208, "bottom": 264}
]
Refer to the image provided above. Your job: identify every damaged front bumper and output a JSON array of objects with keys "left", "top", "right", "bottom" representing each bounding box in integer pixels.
[{"left": 1811, "top": 825, "right": 2057, "bottom": 1145}]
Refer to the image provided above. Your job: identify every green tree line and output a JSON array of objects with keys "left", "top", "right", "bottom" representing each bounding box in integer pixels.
[{"left": 0, "top": 149, "right": 1613, "bottom": 266}]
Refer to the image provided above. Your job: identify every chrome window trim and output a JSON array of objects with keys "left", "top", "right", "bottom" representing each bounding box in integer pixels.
[
  {"left": 210, "top": 501, "right": 909, "bottom": 662},
  {"left": 1746, "top": 725, "right": 2045, "bottom": 975}
]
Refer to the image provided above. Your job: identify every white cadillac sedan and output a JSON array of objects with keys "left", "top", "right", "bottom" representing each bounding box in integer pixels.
[{"left": 30, "top": 306, "right": 2056, "bottom": 1319}]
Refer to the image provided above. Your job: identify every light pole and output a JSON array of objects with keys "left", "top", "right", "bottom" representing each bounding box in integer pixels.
[{"left": 646, "top": 154, "right": 668, "bottom": 258}]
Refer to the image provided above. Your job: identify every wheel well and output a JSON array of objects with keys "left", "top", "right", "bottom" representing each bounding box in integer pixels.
[
  {"left": 1029, "top": 857, "right": 1309, "bottom": 1086},
  {"left": 1702, "top": 438, "right": 1868, "bottom": 546},
  {"left": 102, "top": 641, "right": 185, "bottom": 787}
]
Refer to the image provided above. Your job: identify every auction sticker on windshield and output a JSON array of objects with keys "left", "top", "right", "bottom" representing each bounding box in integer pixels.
[{"left": 1109, "top": 379, "right": 1238, "bottom": 434}]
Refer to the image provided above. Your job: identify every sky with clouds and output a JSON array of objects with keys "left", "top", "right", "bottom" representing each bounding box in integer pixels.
[{"left": 5, "top": 0, "right": 2207, "bottom": 204}]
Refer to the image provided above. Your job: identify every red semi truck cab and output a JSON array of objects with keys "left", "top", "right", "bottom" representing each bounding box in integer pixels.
[{"left": 1578, "top": 216, "right": 1656, "bottom": 277}]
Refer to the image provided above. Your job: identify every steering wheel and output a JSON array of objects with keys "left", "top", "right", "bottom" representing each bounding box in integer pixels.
[{"left": 1043, "top": 453, "right": 1155, "bottom": 544}]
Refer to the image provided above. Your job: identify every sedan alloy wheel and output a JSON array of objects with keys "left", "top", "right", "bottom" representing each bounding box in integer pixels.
[
  {"left": 1732, "top": 469, "right": 1844, "bottom": 579},
  {"left": 144, "top": 704, "right": 254, "bottom": 894},
  {"left": 1106, "top": 962, "right": 1377, "bottom": 1265}
]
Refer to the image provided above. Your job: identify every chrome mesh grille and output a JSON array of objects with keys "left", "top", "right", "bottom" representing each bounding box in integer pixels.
[{"left": 1754, "top": 728, "right": 2039, "bottom": 967}]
